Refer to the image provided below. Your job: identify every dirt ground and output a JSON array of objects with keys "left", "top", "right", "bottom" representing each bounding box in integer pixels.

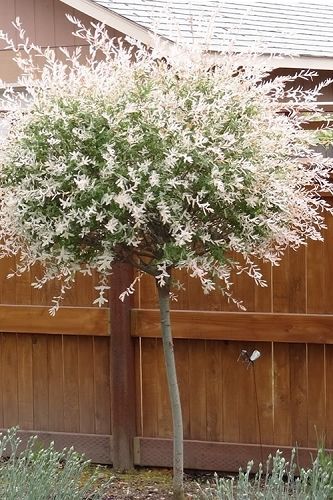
[{"left": 101, "top": 468, "right": 214, "bottom": 499}]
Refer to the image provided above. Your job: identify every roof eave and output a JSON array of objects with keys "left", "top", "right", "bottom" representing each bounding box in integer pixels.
[
  {"left": 59, "top": 0, "right": 164, "bottom": 47},
  {"left": 262, "top": 54, "right": 333, "bottom": 70},
  {"left": 59, "top": 0, "right": 333, "bottom": 71}
]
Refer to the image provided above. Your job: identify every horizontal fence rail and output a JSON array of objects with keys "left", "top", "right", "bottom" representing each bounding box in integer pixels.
[
  {"left": 0, "top": 429, "right": 112, "bottom": 464},
  {"left": 132, "top": 309, "right": 333, "bottom": 343},
  {"left": 133, "top": 437, "right": 327, "bottom": 472},
  {"left": 0, "top": 305, "right": 110, "bottom": 336}
]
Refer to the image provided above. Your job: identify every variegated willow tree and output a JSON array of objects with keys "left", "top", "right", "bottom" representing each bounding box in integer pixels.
[{"left": 0, "top": 18, "right": 332, "bottom": 500}]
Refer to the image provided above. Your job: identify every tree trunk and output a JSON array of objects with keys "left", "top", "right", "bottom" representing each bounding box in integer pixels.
[{"left": 157, "top": 278, "right": 185, "bottom": 500}]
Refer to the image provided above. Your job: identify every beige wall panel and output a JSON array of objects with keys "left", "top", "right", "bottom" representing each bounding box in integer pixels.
[
  {"left": 0, "top": 0, "right": 17, "bottom": 50},
  {"left": 0, "top": 50, "right": 20, "bottom": 82},
  {"left": 0, "top": 0, "right": 123, "bottom": 84}
]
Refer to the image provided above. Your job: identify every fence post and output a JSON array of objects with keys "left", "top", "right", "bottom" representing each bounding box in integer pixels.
[{"left": 110, "top": 262, "right": 135, "bottom": 470}]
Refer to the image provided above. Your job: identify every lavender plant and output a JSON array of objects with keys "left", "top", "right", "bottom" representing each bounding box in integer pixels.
[
  {"left": 197, "top": 449, "right": 333, "bottom": 499},
  {"left": 0, "top": 18, "right": 332, "bottom": 500},
  {"left": 0, "top": 428, "right": 112, "bottom": 499}
]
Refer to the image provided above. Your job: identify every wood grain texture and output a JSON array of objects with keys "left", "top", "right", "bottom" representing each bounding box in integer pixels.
[
  {"left": 94, "top": 337, "right": 111, "bottom": 435},
  {"left": 237, "top": 351, "right": 259, "bottom": 445},
  {"left": 17, "top": 335, "right": 34, "bottom": 430},
  {"left": 63, "top": 336, "right": 80, "bottom": 433},
  {"left": 132, "top": 309, "right": 333, "bottom": 343},
  {"left": 205, "top": 341, "right": 223, "bottom": 442},
  {"left": 47, "top": 335, "right": 64, "bottom": 432},
  {"left": 109, "top": 263, "right": 136, "bottom": 468},
  {"left": 307, "top": 238, "right": 325, "bottom": 314},
  {"left": 326, "top": 345, "right": 333, "bottom": 448},
  {"left": 222, "top": 341, "right": 240, "bottom": 442},
  {"left": 2, "top": 334, "right": 19, "bottom": 428},
  {"left": 273, "top": 343, "right": 292, "bottom": 446},
  {"left": 134, "top": 338, "right": 143, "bottom": 436},
  {"left": 32, "top": 335, "right": 49, "bottom": 430},
  {"left": 289, "top": 344, "right": 308, "bottom": 447},
  {"left": 188, "top": 340, "right": 207, "bottom": 440},
  {"left": 253, "top": 342, "right": 273, "bottom": 444},
  {"left": 307, "top": 344, "right": 326, "bottom": 447},
  {"left": 0, "top": 336, "right": 4, "bottom": 428},
  {"left": 0, "top": 305, "right": 109, "bottom": 335},
  {"left": 175, "top": 340, "right": 190, "bottom": 439},
  {"left": 141, "top": 338, "right": 158, "bottom": 437},
  {"left": 78, "top": 337, "right": 95, "bottom": 433},
  {"left": 156, "top": 341, "right": 172, "bottom": 438}
]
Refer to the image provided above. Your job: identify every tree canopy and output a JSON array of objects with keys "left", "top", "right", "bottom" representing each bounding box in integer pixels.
[{"left": 0, "top": 19, "right": 331, "bottom": 312}]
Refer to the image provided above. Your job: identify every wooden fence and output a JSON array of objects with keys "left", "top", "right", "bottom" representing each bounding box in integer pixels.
[
  {"left": 0, "top": 211, "right": 332, "bottom": 471},
  {"left": 1, "top": 0, "right": 333, "bottom": 474},
  {"left": 131, "top": 208, "right": 333, "bottom": 470},
  {"left": 0, "top": 259, "right": 112, "bottom": 463}
]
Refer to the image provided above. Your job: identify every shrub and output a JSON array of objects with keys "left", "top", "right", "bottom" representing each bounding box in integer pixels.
[
  {"left": 197, "top": 449, "right": 333, "bottom": 499},
  {"left": 0, "top": 428, "right": 112, "bottom": 499}
]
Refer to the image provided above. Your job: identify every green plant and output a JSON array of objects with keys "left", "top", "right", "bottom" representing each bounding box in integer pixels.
[
  {"left": 1, "top": 18, "right": 333, "bottom": 500},
  {"left": 197, "top": 449, "right": 333, "bottom": 499},
  {"left": 0, "top": 427, "right": 112, "bottom": 499}
]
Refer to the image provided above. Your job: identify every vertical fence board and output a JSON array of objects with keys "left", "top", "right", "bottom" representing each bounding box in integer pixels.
[
  {"left": 307, "top": 344, "right": 326, "bottom": 447},
  {"left": 134, "top": 338, "right": 142, "bottom": 436},
  {"left": 273, "top": 251, "right": 290, "bottom": 313},
  {"left": 0, "top": 259, "right": 10, "bottom": 305},
  {"left": 254, "top": 262, "right": 272, "bottom": 312},
  {"left": 47, "top": 335, "right": 64, "bottom": 432},
  {"left": 30, "top": 263, "right": 47, "bottom": 306},
  {"left": 189, "top": 340, "right": 207, "bottom": 440},
  {"left": 17, "top": 335, "right": 34, "bottom": 430},
  {"left": 253, "top": 342, "right": 273, "bottom": 444},
  {"left": 205, "top": 340, "right": 223, "bottom": 442},
  {"left": 232, "top": 268, "right": 255, "bottom": 312},
  {"left": 326, "top": 345, "right": 333, "bottom": 448},
  {"left": 32, "top": 335, "right": 49, "bottom": 430},
  {"left": 2, "top": 257, "right": 16, "bottom": 304},
  {"left": 189, "top": 276, "right": 223, "bottom": 311},
  {"left": 141, "top": 338, "right": 158, "bottom": 437},
  {"left": 289, "top": 343, "right": 308, "bottom": 447},
  {"left": 187, "top": 276, "right": 208, "bottom": 311},
  {"left": 175, "top": 340, "right": 190, "bottom": 440},
  {"left": 15, "top": 266, "right": 32, "bottom": 305},
  {"left": 273, "top": 343, "right": 292, "bottom": 445},
  {"left": 288, "top": 247, "right": 306, "bottom": 313},
  {"left": 172, "top": 270, "right": 189, "bottom": 310},
  {"left": 307, "top": 239, "right": 325, "bottom": 314},
  {"left": 156, "top": 342, "right": 170, "bottom": 437},
  {"left": 94, "top": 337, "right": 111, "bottom": 435},
  {"left": 222, "top": 341, "right": 240, "bottom": 442},
  {"left": 156, "top": 341, "right": 172, "bottom": 438},
  {"left": 139, "top": 274, "right": 157, "bottom": 309},
  {"left": 237, "top": 346, "right": 259, "bottom": 445},
  {"left": 110, "top": 263, "right": 136, "bottom": 469},
  {"left": 2, "top": 334, "right": 18, "bottom": 428},
  {"left": 323, "top": 214, "right": 333, "bottom": 313},
  {"left": 63, "top": 336, "right": 80, "bottom": 433},
  {"left": 78, "top": 337, "right": 95, "bottom": 434},
  {"left": 0, "top": 336, "right": 4, "bottom": 428}
]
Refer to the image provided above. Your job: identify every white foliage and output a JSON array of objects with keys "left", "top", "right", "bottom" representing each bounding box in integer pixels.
[{"left": 0, "top": 19, "right": 332, "bottom": 307}]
